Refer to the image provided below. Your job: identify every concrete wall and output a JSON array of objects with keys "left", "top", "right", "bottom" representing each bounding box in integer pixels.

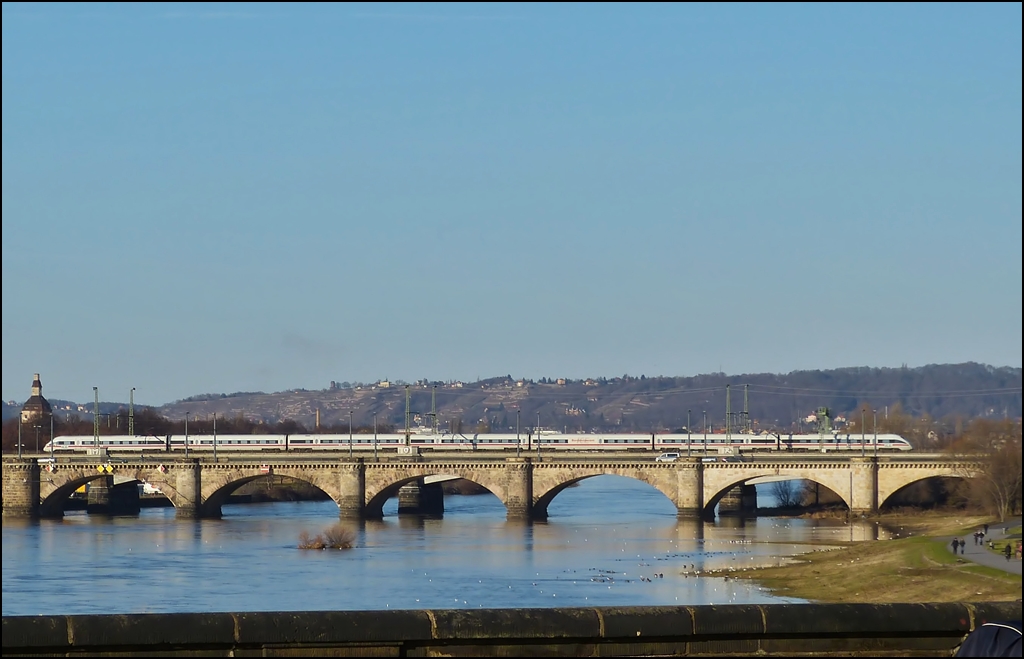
[{"left": 2, "top": 602, "right": 1016, "bottom": 657}]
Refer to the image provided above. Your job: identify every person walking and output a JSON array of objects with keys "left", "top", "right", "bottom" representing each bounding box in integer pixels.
[
  {"left": 960, "top": 538, "right": 967, "bottom": 555},
  {"left": 952, "top": 538, "right": 960, "bottom": 554},
  {"left": 1005, "top": 544, "right": 1013, "bottom": 562}
]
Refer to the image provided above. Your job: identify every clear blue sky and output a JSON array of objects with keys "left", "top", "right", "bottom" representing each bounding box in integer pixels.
[{"left": 3, "top": 3, "right": 1021, "bottom": 406}]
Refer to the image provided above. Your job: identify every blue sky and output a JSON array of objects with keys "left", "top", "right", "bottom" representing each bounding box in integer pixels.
[{"left": 3, "top": 3, "right": 1021, "bottom": 405}]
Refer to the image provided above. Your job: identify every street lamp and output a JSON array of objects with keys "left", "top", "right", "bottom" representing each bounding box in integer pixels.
[
  {"left": 17, "top": 417, "right": 22, "bottom": 459},
  {"left": 516, "top": 410, "right": 521, "bottom": 457},
  {"left": 373, "top": 413, "right": 378, "bottom": 462},
  {"left": 687, "top": 409, "right": 691, "bottom": 457},
  {"left": 129, "top": 388, "right": 135, "bottom": 436},
  {"left": 702, "top": 410, "right": 707, "bottom": 454},
  {"left": 873, "top": 410, "right": 878, "bottom": 458},
  {"left": 536, "top": 411, "right": 541, "bottom": 459},
  {"left": 860, "top": 408, "right": 866, "bottom": 457},
  {"left": 185, "top": 412, "right": 190, "bottom": 459},
  {"left": 93, "top": 387, "right": 99, "bottom": 449},
  {"left": 213, "top": 413, "right": 218, "bottom": 462},
  {"left": 349, "top": 410, "right": 354, "bottom": 458}
]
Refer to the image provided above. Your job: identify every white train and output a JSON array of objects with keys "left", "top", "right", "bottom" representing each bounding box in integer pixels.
[{"left": 42, "top": 430, "right": 913, "bottom": 454}]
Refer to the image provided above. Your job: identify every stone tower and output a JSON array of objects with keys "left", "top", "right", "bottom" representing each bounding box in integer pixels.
[{"left": 20, "top": 373, "right": 52, "bottom": 424}]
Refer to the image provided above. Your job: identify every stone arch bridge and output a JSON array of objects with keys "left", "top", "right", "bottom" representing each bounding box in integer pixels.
[{"left": 2, "top": 455, "right": 978, "bottom": 520}]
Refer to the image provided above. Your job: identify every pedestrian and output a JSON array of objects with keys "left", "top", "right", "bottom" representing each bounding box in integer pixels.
[
  {"left": 954, "top": 621, "right": 1022, "bottom": 657},
  {"left": 1005, "top": 544, "right": 1013, "bottom": 562},
  {"left": 983, "top": 523, "right": 989, "bottom": 534},
  {"left": 952, "top": 538, "right": 960, "bottom": 554},
  {"left": 961, "top": 538, "right": 966, "bottom": 555}
]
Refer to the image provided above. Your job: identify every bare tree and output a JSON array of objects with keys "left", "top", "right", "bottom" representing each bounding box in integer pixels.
[
  {"left": 950, "top": 419, "right": 1023, "bottom": 522},
  {"left": 770, "top": 479, "right": 800, "bottom": 508}
]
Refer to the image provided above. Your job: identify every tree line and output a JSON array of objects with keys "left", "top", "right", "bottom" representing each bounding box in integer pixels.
[{"left": 0, "top": 408, "right": 394, "bottom": 453}]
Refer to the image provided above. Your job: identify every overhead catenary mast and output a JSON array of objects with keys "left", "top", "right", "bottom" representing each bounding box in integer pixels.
[
  {"left": 93, "top": 387, "right": 100, "bottom": 449},
  {"left": 743, "top": 383, "right": 750, "bottom": 433},
  {"left": 725, "top": 384, "right": 732, "bottom": 448},
  {"left": 404, "top": 385, "right": 411, "bottom": 445}
]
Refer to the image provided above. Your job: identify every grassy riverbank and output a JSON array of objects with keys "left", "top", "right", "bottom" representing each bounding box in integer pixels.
[{"left": 727, "top": 512, "right": 1022, "bottom": 603}]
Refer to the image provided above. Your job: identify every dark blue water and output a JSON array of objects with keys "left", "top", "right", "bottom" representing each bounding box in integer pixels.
[{"left": 2, "top": 476, "right": 887, "bottom": 615}]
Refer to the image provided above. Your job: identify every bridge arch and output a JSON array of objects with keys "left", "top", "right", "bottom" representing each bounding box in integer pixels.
[
  {"left": 701, "top": 465, "right": 854, "bottom": 517},
  {"left": 199, "top": 465, "right": 342, "bottom": 518},
  {"left": 364, "top": 465, "right": 506, "bottom": 519},
  {"left": 531, "top": 464, "right": 679, "bottom": 519},
  {"left": 877, "top": 463, "right": 972, "bottom": 511},
  {"left": 39, "top": 466, "right": 179, "bottom": 517}
]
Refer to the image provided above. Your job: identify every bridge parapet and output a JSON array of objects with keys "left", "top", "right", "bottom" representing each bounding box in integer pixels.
[{"left": 2, "top": 602, "right": 1016, "bottom": 656}]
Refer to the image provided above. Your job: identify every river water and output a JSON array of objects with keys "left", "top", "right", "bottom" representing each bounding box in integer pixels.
[{"left": 2, "top": 476, "right": 896, "bottom": 616}]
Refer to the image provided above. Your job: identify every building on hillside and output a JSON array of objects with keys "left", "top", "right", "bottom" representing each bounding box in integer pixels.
[{"left": 21, "top": 373, "right": 52, "bottom": 424}]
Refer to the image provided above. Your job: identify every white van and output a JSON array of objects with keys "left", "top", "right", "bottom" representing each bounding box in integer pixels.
[{"left": 655, "top": 452, "right": 680, "bottom": 463}]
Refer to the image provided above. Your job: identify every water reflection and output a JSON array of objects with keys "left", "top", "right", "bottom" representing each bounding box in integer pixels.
[{"left": 3, "top": 475, "right": 898, "bottom": 616}]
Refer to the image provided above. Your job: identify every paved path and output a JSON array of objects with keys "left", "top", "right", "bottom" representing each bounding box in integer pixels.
[{"left": 947, "top": 517, "right": 1022, "bottom": 576}]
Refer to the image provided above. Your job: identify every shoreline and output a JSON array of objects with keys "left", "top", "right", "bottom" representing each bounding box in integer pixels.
[{"left": 720, "top": 511, "right": 1022, "bottom": 603}]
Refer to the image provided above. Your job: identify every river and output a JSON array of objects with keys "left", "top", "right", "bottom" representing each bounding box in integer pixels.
[{"left": 1, "top": 475, "right": 896, "bottom": 616}]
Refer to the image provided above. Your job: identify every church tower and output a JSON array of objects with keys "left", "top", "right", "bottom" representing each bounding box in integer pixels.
[{"left": 21, "top": 373, "right": 52, "bottom": 424}]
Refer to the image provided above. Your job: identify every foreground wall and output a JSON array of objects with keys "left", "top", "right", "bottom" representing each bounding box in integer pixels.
[{"left": 3, "top": 602, "right": 1019, "bottom": 657}]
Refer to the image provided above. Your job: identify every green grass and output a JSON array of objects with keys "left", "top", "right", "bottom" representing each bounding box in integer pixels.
[{"left": 730, "top": 531, "right": 1021, "bottom": 603}]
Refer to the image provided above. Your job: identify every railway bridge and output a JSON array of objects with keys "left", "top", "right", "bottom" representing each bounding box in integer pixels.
[{"left": 2, "top": 454, "right": 977, "bottom": 520}]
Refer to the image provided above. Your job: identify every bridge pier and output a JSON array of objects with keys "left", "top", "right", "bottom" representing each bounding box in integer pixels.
[
  {"left": 505, "top": 458, "right": 533, "bottom": 521},
  {"left": 86, "top": 475, "right": 112, "bottom": 514},
  {"left": 1, "top": 458, "right": 40, "bottom": 519},
  {"left": 850, "top": 457, "right": 878, "bottom": 516},
  {"left": 675, "top": 459, "right": 704, "bottom": 518},
  {"left": 111, "top": 481, "right": 141, "bottom": 515},
  {"left": 86, "top": 477, "right": 141, "bottom": 516},
  {"left": 398, "top": 480, "right": 444, "bottom": 516},
  {"left": 717, "top": 484, "right": 758, "bottom": 515},
  {"left": 174, "top": 459, "right": 202, "bottom": 519},
  {"left": 338, "top": 460, "right": 365, "bottom": 520}
]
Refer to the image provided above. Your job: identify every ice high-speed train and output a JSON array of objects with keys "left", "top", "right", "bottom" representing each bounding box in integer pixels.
[{"left": 42, "top": 430, "right": 913, "bottom": 453}]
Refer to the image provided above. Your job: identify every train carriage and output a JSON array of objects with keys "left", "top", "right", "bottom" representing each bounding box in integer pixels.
[{"left": 42, "top": 431, "right": 912, "bottom": 454}]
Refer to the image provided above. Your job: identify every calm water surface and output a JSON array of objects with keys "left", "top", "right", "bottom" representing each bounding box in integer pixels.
[{"left": 2, "top": 476, "right": 895, "bottom": 615}]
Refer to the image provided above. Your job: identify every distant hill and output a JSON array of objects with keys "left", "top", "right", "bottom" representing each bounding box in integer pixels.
[
  {"left": 150, "top": 363, "right": 1021, "bottom": 433},
  {"left": 5, "top": 363, "right": 1019, "bottom": 433}
]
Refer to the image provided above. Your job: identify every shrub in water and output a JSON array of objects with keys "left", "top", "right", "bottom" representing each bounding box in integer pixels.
[{"left": 298, "top": 523, "right": 354, "bottom": 550}]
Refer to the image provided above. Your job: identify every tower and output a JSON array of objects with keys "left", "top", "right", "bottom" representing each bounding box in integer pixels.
[{"left": 20, "top": 373, "right": 52, "bottom": 424}]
